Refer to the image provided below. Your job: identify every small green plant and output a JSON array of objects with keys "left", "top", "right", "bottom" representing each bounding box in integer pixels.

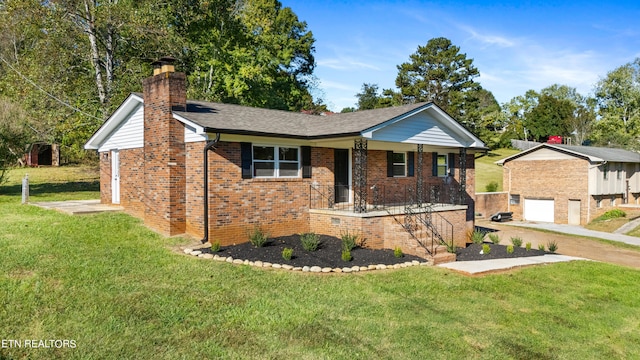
[
  {"left": 300, "top": 232, "right": 321, "bottom": 251},
  {"left": 282, "top": 247, "right": 293, "bottom": 261},
  {"left": 510, "top": 236, "right": 523, "bottom": 247},
  {"left": 547, "top": 241, "right": 558, "bottom": 253},
  {"left": 488, "top": 233, "right": 500, "bottom": 244},
  {"left": 394, "top": 246, "right": 403, "bottom": 258},
  {"left": 506, "top": 245, "right": 514, "bottom": 254},
  {"left": 470, "top": 230, "right": 486, "bottom": 244},
  {"left": 341, "top": 231, "right": 359, "bottom": 251},
  {"left": 596, "top": 209, "right": 626, "bottom": 221},
  {"left": 248, "top": 227, "right": 268, "bottom": 248},
  {"left": 525, "top": 242, "right": 532, "bottom": 251},
  {"left": 538, "top": 244, "right": 545, "bottom": 251},
  {"left": 446, "top": 242, "right": 457, "bottom": 254},
  {"left": 341, "top": 249, "right": 352, "bottom": 262},
  {"left": 210, "top": 241, "right": 221, "bottom": 253},
  {"left": 482, "top": 244, "right": 491, "bottom": 254},
  {"left": 485, "top": 181, "right": 499, "bottom": 192}
]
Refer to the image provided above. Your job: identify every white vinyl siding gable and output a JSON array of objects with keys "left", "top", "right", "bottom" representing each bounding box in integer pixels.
[
  {"left": 364, "top": 112, "right": 468, "bottom": 147},
  {"left": 98, "top": 104, "right": 144, "bottom": 152}
]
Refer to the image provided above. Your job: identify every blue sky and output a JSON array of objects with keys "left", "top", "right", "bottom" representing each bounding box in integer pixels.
[{"left": 283, "top": 0, "right": 640, "bottom": 112}]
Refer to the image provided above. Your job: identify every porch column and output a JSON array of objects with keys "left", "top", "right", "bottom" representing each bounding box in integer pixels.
[
  {"left": 353, "top": 139, "right": 368, "bottom": 213},
  {"left": 416, "top": 144, "right": 424, "bottom": 205},
  {"left": 458, "top": 147, "right": 467, "bottom": 204}
]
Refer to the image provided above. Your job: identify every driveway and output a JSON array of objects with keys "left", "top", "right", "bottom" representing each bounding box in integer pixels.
[{"left": 476, "top": 219, "right": 640, "bottom": 270}]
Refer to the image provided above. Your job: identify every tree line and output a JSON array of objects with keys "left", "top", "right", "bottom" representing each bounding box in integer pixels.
[
  {"left": 1, "top": 1, "right": 639, "bottom": 184},
  {"left": 347, "top": 38, "right": 640, "bottom": 151}
]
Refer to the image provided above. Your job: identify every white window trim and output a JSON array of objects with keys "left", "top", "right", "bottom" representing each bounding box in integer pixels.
[
  {"left": 436, "top": 154, "right": 449, "bottom": 178},
  {"left": 252, "top": 145, "right": 301, "bottom": 178},
  {"left": 393, "top": 152, "right": 407, "bottom": 177}
]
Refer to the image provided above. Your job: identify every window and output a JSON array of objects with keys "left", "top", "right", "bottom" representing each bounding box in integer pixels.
[
  {"left": 617, "top": 164, "right": 622, "bottom": 180},
  {"left": 510, "top": 194, "right": 520, "bottom": 205},
  {"left": 603, "top": 163, "right": 609, "bottom": 180},
  {"left": 392, "top": 152, "right": 406, "bottom": 177},
  {"left": 252, "top": 145, "right": 300, "bottom": 178},
  {"left": 596, "top": 197, "right": 602, "bottom": 208},
  {"left": 436, "top": 154, "right": 448, "bottom": 177}
]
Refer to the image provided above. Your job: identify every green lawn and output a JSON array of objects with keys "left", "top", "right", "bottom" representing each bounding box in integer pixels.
[
  {"left": 2, "top": 166, "right": 640, "bottom": 359},
  {"left": 475, "top": 148, "right": 520, "bottom": 193}
]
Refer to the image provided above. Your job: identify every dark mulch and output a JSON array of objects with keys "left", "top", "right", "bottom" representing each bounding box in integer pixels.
[
  {"left": 201, "top": 234, "right": 426, "bottom": 268},
  {"left": 456, "top": 242, "right": 547, "bottom": 261}
]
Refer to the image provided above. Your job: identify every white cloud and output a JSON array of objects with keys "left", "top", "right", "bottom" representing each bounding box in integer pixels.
[
  {"left": 458, "top": 25, "right": 516, "bottom": 48},
  {"left": 317, "top": 58, "right": 381, "bottom": 71}
]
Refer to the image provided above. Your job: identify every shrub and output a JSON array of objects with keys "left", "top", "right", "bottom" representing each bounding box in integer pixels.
[
  {"left": 341, "top": 249, "right": 352, "bottom": 262},
  {"left": 248, "top": 227, "right": 268, "bottom": 248},
  {"left": 596, "top": 209, "right": 626, "bottom": 221},
  {"left": 547, "top": 241, "right": 558, "bottom": 253},
  {"left": 506, "top": 245, "right": 514, "bottom": 254},
  {"left": 282, "top": 247, "right": 293, "bottom": 261},
  {"left": 300, "top": 232, "right": 321, "bottom": 251},
  {"left": 485, "top": 181, "right": 499, "bottom": 192},
  {"left": 482, "top": 244, "right": 491, "bottom": 254},
  {"left": 469, "top": 230, "right": 486, "bottom": 244},
  {"left": 446, "top": 242, "right": 457, "bottom": 253},
  {"left": 538, "top": 244, "right": 545, "bottom": 251},
  {"left": 341, "top": 231, "right": 359, "bottom": 251},
  {"left": 488, "top": 233, "right": 500, "bottom": 244},
  {"left": 394, "top": 246, "right": 403, "bottom": 258},
  {"left": 525, "top": 242, "right": 531, "bottom": 251},
  {"left": 510, "top": 236, "right": 523, "bottom": 247},
  {"left": 210, "top": 241, "right": 221, "bottom": 253}
]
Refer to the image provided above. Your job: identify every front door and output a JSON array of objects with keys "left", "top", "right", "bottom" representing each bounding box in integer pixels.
[
  {"left": 111, "top": 150, "right": 120, "bottom": 204},
  {"left": 334, "top": 149, "right": 349, "bottom": 203}
]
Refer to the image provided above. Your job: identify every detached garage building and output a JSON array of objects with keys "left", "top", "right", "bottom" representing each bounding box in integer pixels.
[{"left": 496, "top": 143, "right": 640, "bottom": 225}]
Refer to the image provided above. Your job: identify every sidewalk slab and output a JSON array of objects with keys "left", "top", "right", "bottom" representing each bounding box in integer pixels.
[
  {"left": 438, "top": 255, "right": 586, "bottom": 275},
  {"left": 505, "top": 222, "right": 640, "bottom": 247},
  {"left": 31, "top": 199, "right": 123, "bottom": 215}
]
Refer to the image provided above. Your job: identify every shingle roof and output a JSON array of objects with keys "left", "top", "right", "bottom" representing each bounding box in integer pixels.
[
  {"left": 552, "top": 144, "right": 640, "bottom": 162},
  {"left": 173, "top": 99, "right": 428, "bottom": 139},
  {"left": 497, "top": 143, "right": 640, "bottom": 164}
]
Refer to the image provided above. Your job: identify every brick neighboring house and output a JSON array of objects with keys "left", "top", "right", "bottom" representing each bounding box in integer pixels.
[
  {"left": 496, "top": 143, "right": 640, "bottom": 225},
  {"left": 84, "top": 59, "right": 486, "bottom": 260}
]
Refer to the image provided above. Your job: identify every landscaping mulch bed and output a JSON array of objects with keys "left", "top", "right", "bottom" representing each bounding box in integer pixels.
[
  {"left": 455, "top": 242, "right": 547, "bottom": 261},
  {"left": 201, "top": 234, "right": 426, "bottom": 268}
]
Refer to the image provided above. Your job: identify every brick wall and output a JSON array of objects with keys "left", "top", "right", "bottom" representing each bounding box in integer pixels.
[
  {"left": 99, "top": 152, "right": 111, "bottom": 204},
  {"left": 504, "top": 158, "right": 590, "bottom": 224},
  {"left": 309, "top": 208, "right": 467, "bottom": 258},
  {"left": 142, "top": 71, "right": 187, "bottom": 236},
  {"left": 475, "top": 192, "right": 509, "bottom": 218}
]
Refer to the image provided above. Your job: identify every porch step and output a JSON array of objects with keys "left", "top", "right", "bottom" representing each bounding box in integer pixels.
[{"left": 432, "top": 251, "right": 456, "bottom": 265}]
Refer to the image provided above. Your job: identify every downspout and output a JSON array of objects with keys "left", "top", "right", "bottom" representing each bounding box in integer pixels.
[{"left": 201, "top": 133, "right": 221, "bottom": 244}]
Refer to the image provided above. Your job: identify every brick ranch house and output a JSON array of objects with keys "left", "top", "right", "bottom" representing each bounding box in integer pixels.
[
  {"left": 84, "top": 60, "right": 487, "bottom": 260},
  {"left": 495, "top": 143, "right": 640, "bottom": 225}
]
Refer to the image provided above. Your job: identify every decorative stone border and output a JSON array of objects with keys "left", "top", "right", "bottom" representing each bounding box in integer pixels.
[{"left": 182, "top": 248, "right": 433, "bottom": 273}]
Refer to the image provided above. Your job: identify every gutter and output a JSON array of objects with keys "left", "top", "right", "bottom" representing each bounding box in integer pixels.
[{"left": 201, "top": 133, "right": 221, "bottom": 244}]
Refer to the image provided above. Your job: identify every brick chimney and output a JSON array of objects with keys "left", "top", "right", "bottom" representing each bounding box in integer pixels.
[{"left": 142, "top": 57, "right": 187, "bottom": 236}]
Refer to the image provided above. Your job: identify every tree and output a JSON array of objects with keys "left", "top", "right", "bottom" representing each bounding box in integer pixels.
[
  {"left": 0, "top": 98, "right": 32, "bottom": 184},
  {"left": 183, "top": 0, "right": 317, "bottom": 111},
  {"left": 395, "top": 37, "right": 480, "bottom": 119},
  {"left": 593, "top": 58, "right": 640, "bottom": 149},
  {"left": 356, "top": 83, "right": 382, "bottom": 110},
  {"left": 526, "top": 94, "right": 574, "bottom": 141}
]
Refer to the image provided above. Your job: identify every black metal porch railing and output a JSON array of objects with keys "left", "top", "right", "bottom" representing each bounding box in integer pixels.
[{"left": 309, "top": 183, "right": 464, "bottom": 212}]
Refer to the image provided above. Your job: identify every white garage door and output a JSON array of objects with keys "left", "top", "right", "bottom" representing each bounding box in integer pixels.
[{"left": 524, "top": 199, "right": 555, "bottom": 222}]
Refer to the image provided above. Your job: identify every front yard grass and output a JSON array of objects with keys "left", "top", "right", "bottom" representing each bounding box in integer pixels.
[
  {"left": 475, "top": 148, "right": 520, "bottom": 193},
  {"left": 1, "top": 169, "right": 640, "bottom": 358}
]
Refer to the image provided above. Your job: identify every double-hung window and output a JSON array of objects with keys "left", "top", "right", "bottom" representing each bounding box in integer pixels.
[
  {"left": 252, "top": 145, "right": 300, "bottom": 178},
  {"left": 436, "top": 154, "right": 449, "bottom": 177},
  {"left": 392, "top": 152, "right": 406, "bottom": 177}
]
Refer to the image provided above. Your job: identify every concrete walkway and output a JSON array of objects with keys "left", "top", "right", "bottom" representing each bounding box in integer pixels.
[
  {"left": 31, "top": 199, "right": 123, "bottom": 215},
  {"left": 505, "top": 222, "right": 640, "bottom": 247},
  {"left": 438, "top": 254, "right": 586, "bottom": 275}
]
